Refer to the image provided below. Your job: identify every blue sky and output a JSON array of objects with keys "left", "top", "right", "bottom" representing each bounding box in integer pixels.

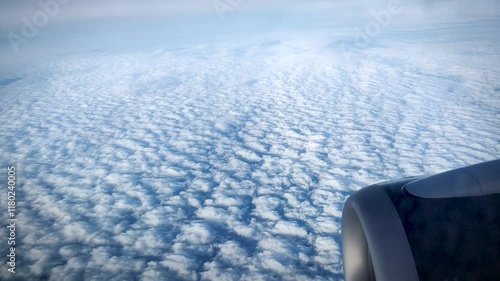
[
  {"left": 1, "top": 0, "right": 499, "bottom": 69},
  {"left": 2, "top": 0, "right": 500, "bottom": 29}
]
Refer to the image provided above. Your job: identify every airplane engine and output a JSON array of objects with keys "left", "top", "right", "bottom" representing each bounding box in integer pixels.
[{"left": 341, "top": 159, "right": 500, "bottom": 281}]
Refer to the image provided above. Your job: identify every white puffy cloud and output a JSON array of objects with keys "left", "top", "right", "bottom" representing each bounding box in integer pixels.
[{"left": 0, "top": 9, "right": 499, "bottom": 281}]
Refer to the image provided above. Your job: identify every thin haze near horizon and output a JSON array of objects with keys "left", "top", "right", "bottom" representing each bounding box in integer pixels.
[{"left": 1, "top": 0, "right": 500, "bottom": 27}]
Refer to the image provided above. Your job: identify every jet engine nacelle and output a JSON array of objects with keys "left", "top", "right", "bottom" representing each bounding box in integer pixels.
[{"left": 342, "top": 159, "right": 500, "bottom": 281}]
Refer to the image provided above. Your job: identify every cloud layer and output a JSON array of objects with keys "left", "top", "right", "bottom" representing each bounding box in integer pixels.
[{"left": 1, "top": 15, "right": 500, "bottom": 280}]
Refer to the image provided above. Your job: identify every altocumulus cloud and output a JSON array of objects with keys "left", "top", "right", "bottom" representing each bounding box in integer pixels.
[{"left": 0, "top": 1, "right": 500, "bottom": 280}]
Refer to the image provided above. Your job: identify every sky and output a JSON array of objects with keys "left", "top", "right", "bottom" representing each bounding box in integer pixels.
[
  {"left": 2, "top": 0, "right": 500, "bottom": 31},
  {"left": 0, "top": 1, "right": 499, "bottom": 280},
  {"left": 1, "top": 0, "right": 500, "bottom": 69}
]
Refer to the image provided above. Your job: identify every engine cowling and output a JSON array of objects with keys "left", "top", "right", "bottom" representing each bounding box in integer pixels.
[{"left": 341, "top": 159, "right": 500, "bottom": 281}]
